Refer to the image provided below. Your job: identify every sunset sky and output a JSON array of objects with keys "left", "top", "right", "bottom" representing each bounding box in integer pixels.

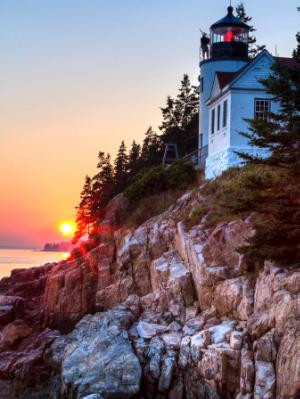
[{"left": 0, "top": 0, "right": 299, "bottom": 248}]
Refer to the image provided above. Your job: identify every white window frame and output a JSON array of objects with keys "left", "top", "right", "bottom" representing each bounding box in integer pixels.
[
  {"left": 254, "top": 98, "right": 271, "bottom": 120},
  {"left": 223, "top": 100, "right": 228, "bottom": 128},
  {"left": 211, "top": 108, "right": 215, "bottom": 135}
]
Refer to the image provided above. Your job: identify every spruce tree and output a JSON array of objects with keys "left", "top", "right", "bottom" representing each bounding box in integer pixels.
[
  {"left": 160, "top": 75, "right": 199, "bottom": 156},
  {"left": 73, "top": 175, "right": 93, "bottom": 243},
  {"left": 236, "top": 34, "right": 300, "bottom": 266},
  {"left": 235, "top": 2, "right": 265, "bottom": 58},
  {"left": 175, "top": 74, "right": 199, "bottom": 128},
  {"left": 141, "top": 127, "right": 162, "bottom": 167},
  {"left": 128, "top": 140, "right": 141, "bottom": 177},
  {"left": 113, "top": 141, "right": 129, "bottom": 194},
  {"left": 91, "top": 152, "right": 114, "bottom": 224},
  {"left": 238, "top": 35, "right": 300, "bottom": 174}
]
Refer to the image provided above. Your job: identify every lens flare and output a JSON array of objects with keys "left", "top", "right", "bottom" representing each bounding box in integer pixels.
[{"left": 59, "top": 222, "right": 75, "bottom": 237}]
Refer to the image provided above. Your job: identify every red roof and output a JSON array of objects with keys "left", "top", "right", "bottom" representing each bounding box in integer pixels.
[
  {"left": 216, "top": 56, "right": 299, "bottom": 90},
  {"left": 275, "top": 56, "right": 300, "bottom": 69},
  {"left": 216, "top": 72, "right": 236, "bottom": 89}
]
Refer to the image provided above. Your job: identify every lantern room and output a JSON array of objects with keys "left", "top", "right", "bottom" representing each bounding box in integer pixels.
[{"left": 210, "top": 6, "right": 250, "bottom": 60}]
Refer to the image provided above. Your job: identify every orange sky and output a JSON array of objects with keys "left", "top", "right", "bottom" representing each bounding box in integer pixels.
[{"left": 0, "top": 0, "right": 297, "bottom": 248}]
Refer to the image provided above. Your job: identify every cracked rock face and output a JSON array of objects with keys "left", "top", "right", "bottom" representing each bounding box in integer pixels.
[
  {"left": 0, "top": 191, "right": 299, "bottom": 399},
  {"left": 61, "top": 301, "right": 142, "bottom": 399}
]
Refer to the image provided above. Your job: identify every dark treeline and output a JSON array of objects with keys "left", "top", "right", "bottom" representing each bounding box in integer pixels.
[
  {"left": 43, "top": 242, "right": 73, "bottom": 252},
  {"left": 72, "top": 2, "right": 265, "bottom": 245},
  {"left": 73, "top": 74, "right": 199, "bottom": 243}
]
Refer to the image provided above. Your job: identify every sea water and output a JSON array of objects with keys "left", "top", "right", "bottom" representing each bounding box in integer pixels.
[{"left": 0, "top": 248, "right": 69, "bottom": 279}]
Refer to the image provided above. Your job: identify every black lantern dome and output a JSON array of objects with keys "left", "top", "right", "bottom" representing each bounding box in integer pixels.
[{"left": 210, "top": 6, "right": 250, "bottom": 60}]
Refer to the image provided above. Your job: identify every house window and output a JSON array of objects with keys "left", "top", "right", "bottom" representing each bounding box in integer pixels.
[
  {"left": 255, "top": 99, "right": 271, "bottom": 120},
  {"left": 200, "top": 77, "right": 204, "bottom": 93},
  {"left": 223, "top": 100, "right": 228, "bottom": 128},
  {"left": 211, "top": 109, "right": 215, "bottom": 135},
  {"left": 217, "top": 104, "right": 221, "bottom": 131}
]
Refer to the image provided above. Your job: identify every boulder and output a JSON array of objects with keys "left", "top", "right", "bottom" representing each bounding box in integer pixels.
[
  {"left": 161, "top": 332, "right": 182, "bottom": 350},
  {"left": 239, "top": 348, "right": 255, "bottom": 394},
  {"left": 150, "top": 251, "right": 196, "bottom": 307},
  {"left": 213, "top": 277, "right": 254, "bottom": 320},
  {"left": 62, "top": 309, "right": 141, "bottom": 399},
  {"left": 136, "top": 321, "right": 167, "bottom": 339},
  {"left": 254, "top": 361, "right": 276, "bottom": 399},
  {"left": 158, "top": 352, "right": 176, "bottom": 393},
  {"left": 230, "top": 331, "right": 243, "bottom": 350},
  {"left": 254, "top": 330, "right": 277, "bottom": 363},
  {"left": 276, "top": 325, "right": 300, "bottom": 399},
  {"left": 0, "top": 296, "right": 24, "bottom": 326},
  {"left": 43, "top": 256, "right": 98, "bottom": 332},
  {"left": 0, "top": 320, "right": 31, "bottom": 351}
]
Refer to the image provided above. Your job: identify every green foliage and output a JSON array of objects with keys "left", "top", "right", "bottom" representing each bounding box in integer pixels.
[
  {"left": 113, "top": 141, "right": 129, "bottom": 194},
  {"left": 235, "top": 2, "right": 265, "bottom": 58},
  {"left": 125, "top": 160, "right": 197, "bottom": 206},
  {"left": 184, "top": 203, "right": 209, "bottom": 230},
  {"left": 74, "top": 74, "right": 199, "bottom": 243},
  {"left": 125, "top": 191, "right": 182, "bottom": 227},
  {"left": 140, "top": 127, "right": 163, "bottom": 168},
  {"left": 203, "top": 34, "right": 300, "bottom": 267},
  {"left": 159, "top": 74, "right": 199, "bottom": 156},
  {"left": 73, "top": 175, "right": 94, "bottom": 243},
  {"left": 239, "top": 174, "right": 300, "bottom": 266},
  {"left": 238, "top": 35, "right": 300, "bottom": 175}
]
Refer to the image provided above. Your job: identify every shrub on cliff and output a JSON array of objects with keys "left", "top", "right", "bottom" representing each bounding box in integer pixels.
[
  {"left": 186, "top": 33, "right": 300, "bottom": 266},
  {"left": 125, "top": 160, "right": 197, "bottom": 205}
]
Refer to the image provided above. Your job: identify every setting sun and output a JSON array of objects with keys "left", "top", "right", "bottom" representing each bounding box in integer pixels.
[{"left": 59, "top": 222, "right": 75, "bottom": 237}]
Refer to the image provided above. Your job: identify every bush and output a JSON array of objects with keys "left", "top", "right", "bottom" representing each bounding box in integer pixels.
[
  {"left": 125, "top": 160, "right": 197, "bottom": 206},
  {"left": 125, "top": 191, "right": 182, "bottom": 227},
  {"left": 184, "top": 163, "right": 300, "bottom": 267}
]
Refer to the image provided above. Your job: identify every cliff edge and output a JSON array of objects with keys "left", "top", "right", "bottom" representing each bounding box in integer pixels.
[{"left": 0, "top": 189, "right": 299, "bottom": 399}]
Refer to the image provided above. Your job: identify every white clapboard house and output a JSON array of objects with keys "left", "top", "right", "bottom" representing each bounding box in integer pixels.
[{"left": 199, "top": 6, "right": 298, "bottom": 178}]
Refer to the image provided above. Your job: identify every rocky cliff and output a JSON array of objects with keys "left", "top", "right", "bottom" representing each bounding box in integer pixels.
[{"left": 0, "top": 190, "right": 299, "bottom": 399}]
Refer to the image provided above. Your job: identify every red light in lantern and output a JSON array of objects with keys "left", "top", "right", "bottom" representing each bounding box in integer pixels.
[{"left": 225, "top": 30, "right": 234, "bottom": 42}]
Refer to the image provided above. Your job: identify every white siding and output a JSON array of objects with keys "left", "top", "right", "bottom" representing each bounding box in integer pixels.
[
  {"left": 208, "top": 93, "right": 231, "bottom": 156},
  {"left": 200, "top": 59, "right": 248, "bottom": 148},
  {"left": 230, "top": 90, "right": 278, "bottom": 148},
  {"left": 231, "top": 53, "right": 274, "bottom": 90}
]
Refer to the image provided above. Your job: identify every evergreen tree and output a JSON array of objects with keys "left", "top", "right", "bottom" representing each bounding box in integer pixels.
[
  {"left": 159, "top": 96, "right": 179, "bottom": 133},
  {"left": 113, "top": 141, "right": 129, "bottom": 193},
  {"left": 160, "top": 75, "right": 199, "bottom": 156},
  {"left": 238, "top": 35, "right": 300, "bottom": 173},
  {"left": 73, "top": 175, "right": 93, "bottom": 243},
  {"left": 175, "top": 74, "right": 199, "bottom": 128},
  {"left": 236, "top": 35, "right": 300, "bottom": 265},
  {"left": 235, "top": 2, "right": 265, "bottom": 58},
  {"left": 91, "top": 151, "right": 114, "bottom": 223},
  {"left": 128, "top": 140, "right": 141, "bottom": 177},
  {"left": 141, "top": 127, "right": 163, "bottom": 167}
]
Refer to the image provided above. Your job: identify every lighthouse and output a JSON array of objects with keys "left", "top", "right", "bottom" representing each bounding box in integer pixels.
[
  {"left": 198, "top": 6, "right": 285, "bottom": 179},
  {"left": 200, "top": 6, "right": 250, "bottom": 145}
]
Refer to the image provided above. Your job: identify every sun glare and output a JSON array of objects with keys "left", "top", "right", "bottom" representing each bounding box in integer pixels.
[{"left": 59, "top": 222, "right": 75, "bottom": 237}]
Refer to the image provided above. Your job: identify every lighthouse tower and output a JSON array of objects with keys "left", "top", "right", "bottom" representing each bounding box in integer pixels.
[{"left": 199, "top": 6, "right": 250, "bottom": 177}]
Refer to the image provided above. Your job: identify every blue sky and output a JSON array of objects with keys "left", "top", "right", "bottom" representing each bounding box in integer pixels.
[{"left": 0, "top": 0, "right": 299, "bottom": 247}]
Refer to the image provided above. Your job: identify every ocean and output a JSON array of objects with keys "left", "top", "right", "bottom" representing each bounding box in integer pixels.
[{"left": 0, "top": 248, "right": 69, "bottom": 279}]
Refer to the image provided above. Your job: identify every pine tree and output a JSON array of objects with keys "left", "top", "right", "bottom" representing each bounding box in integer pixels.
[
  {"left": 91, "top": 152, "right": 114, "bottom": 223},
  {"left": 113, "top": 141, "right": 129, "bottom": 194},
  {"left": 235, "top": 2, "right": 265, "bottom": 58},
  {"left": 159, "top": 96, "right": 179, "bottom": 132},
  {"left": 175, "top": 74, "right": 199, "bottom": 128},
  {"left": 141, "top": 127, "right": 162, "bottom": 167},
  {"left": 73, "top": 175, "right": 93, "bottom": 243},
  {"left": 237, "top": 35, "right": 300, "bottom": 174},
  {"left": 236, "top": 34, "right": 300, "bottom": 266},
  {"left": 128, "top": 140, "right": 141, "bottom": 177},
  {"left": 160, "top": 75, "right": 199, "bottom": 156}
]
